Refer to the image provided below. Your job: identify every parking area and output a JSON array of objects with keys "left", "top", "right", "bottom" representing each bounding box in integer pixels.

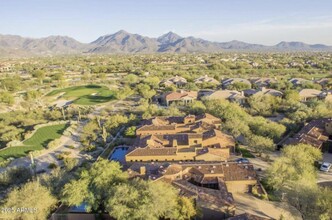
[
  {"left": 323, "top": 152, "right": 332, "bottom": 163},
  {"left": 317, "top": 153, "right": 332, "bottom": 183}
]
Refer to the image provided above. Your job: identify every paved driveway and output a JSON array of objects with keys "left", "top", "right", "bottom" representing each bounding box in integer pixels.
[
  {"left": 317, "top": 153, "right": 332, "bottom": 182},
  {"left": 233, "top": 192, "right": 302, "bottom": 220}
]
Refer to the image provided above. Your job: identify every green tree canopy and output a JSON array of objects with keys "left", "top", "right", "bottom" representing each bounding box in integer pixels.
[
  {"left": 227, "top": 82, "right": 251, "bottom": 91},
  {"left": 1, "top": 181, "right": 57, "bottom": 220},
  {"left": 62, "top": 160, "right": 127, "bottom": 212},
  {"left": 247, "top": 94, "right": 281, "bottom": 116},
  {"left": 267, "top": 144, "right": 322, "bottom": 190},
  {"left": 81, "top": 120, "right": 100, "bottom": 146},
  {"left": 137, "top": 83, "right": 156, "bottom": 100},
  {"left": 188, "top": 101, "right": 206, "bottom": 115},
  {"left": 144, "top": 76, "right": 160, "bottom": 88},
  {"left": 32, "top": 69, "right": 46, "bottom": 84},
  {"left": 106, "top": 178, "right": 196, "bottom": 220},
  {"left": 0, "top": 91, "right": 14, "bottom": 105},
  {"left": 123, "top": 74, "right": 139, "bottom": 85}
]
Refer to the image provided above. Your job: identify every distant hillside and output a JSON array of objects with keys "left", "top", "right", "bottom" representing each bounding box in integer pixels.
[
  {"left": 157, "top": 31, "right": 182, "bottom": 44},
  {"left": 22, "top": 35, "right": 87, "bottom": 54},
  {"left": 273, "top": 41, "right": 332, "bottom": 51},
  {"left": 88, "top": 30, "right": 158, "bottom": 53},
  {"left": 0, "top": 31, "right": 331, "bottom": 57},
  {"left": 0, "top": 34, "right": 88, "bottom": 57}
]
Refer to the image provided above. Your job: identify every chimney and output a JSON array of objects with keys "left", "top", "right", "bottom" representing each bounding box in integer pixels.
[
  {"left": 184, "top": 115, "right": 195, "bottom": 124},
  {"left": 261, "top": 87, "right": 266, "bottom": 92},
  {"left": 140, "top": 166, "right": 146, "bottom": 175},
  {"left": 172, "top": 139, "right": 178, "bottom": 147},
  {"left": 241, "top": 91, "right": 244, "bottom": 96}
]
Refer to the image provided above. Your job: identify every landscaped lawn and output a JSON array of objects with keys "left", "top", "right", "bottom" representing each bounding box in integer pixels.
[
  {"left": 47, "top": 85, "right": 116, "bottom": 105},
  {"left": 0, "top": 123, "right": 68, "bottom": 161}
]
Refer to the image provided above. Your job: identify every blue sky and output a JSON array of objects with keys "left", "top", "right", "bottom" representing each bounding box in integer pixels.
[{"left": 1, "top": 0, "right": 332, "bottom": 45}]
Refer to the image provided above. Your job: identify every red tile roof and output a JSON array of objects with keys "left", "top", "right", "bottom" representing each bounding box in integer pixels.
[{"left": 280, "top": 118, "right": 331, "bottom": 148}]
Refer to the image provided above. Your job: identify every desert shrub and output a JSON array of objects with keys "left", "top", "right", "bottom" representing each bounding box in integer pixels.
[{"left": 48, "top": 163, "right": 57, "bottom": 169}]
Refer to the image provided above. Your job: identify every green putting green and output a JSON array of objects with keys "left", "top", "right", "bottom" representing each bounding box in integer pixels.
[
  {"left": 0, "top": 123, "right": 68, "bottom": 161},
  {"left": 47, "top": 85, "right": 116, "bottom": 105}
]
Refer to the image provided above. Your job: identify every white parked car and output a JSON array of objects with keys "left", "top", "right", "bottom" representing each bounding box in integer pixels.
[{"left": 320, "top": 162, "right": 331, "bottom": 172}]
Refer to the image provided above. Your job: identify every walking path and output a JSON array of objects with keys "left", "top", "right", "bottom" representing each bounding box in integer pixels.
[{"left": 0, "top": 99, "right": 127, "bottom": 173}]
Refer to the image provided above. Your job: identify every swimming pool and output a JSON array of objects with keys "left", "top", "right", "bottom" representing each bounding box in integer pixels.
[
  {"left": 109, "top": 146, "right": 129, "bottom": 163},
  {"left": 69, "top": 202, "right": 88, "bottom": 213}
]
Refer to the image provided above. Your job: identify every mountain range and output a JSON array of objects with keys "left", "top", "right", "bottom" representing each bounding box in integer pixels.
[{"left": 1, "top": 30, "right": 331, "bottom": 57}]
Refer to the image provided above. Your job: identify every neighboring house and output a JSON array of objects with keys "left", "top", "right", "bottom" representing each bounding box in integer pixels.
[
  {"left": 289, "top": 78, "right": 309, "bottom": 86},
  {"left": 160, "top": 75, "right": 187, "bottom": 87},
  {"left": 255, "top": 87, "right": 283, "bottom": 97},
  {"left": 314, "top": 78, "right": 331, "bottom": 87},
  {"left": 222, "top": 78, "right": 252, "bottom": 89},
  {"left": 243, "top": 87, "right": 283, "bottom": 97},
  {"left": 250, "top": 77, "right": 277, "bottom": 88},
  {"left": 243, "top": 89, "right": 258, "bottom": 97},
  {"left": 126, "top": 114, "right": 235, "bottom": 162},
  {"left": 194, "top": 75, "right": 220, "bottom": 85},
  {"left": 279, "top": 118, "right": 332, "bottom": 151},
  {"left": 198, "top": 89, "right": 215, "bottom": 98},
  {"left": 201, "top": 90, "right": 246, "bottom": 104},
  {"left": 299, "top": 89, "right": 325, "bottom": 102},
  {"left": 157, "top": 90, "right": 198, "bottom": 106}
]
